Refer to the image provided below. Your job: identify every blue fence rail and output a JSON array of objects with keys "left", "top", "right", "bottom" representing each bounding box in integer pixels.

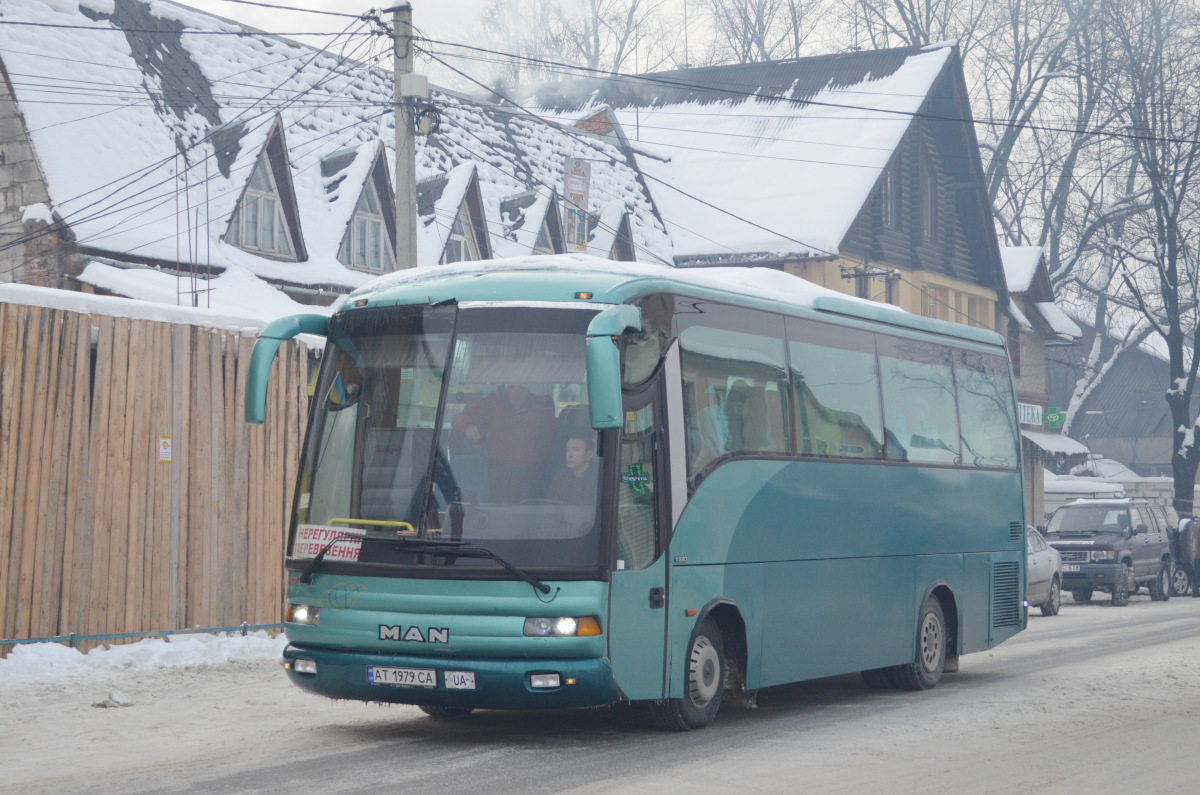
[{"left": 1, "top": 623, "right": 285, "bottom": 651}]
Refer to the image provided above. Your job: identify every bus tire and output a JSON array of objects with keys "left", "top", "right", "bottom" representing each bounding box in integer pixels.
[
  {"left": 418, "top": 705, "right": 474, "bottom": 720},
  {"left": 653, "top": 617, "right": 724, "bottom": 731},
  {"left": 892, "top": 595, "right": 946, "bottom": 691}
]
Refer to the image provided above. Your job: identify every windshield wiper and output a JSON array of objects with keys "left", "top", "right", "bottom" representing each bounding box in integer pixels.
[{"left": 298, "top": 533, "right": 551, "bottom": 594}]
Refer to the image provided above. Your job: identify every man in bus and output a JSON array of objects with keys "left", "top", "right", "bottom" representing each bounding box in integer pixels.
[
  {"left": 548, "top": 433, "right": 599, "bottom": 506},
  {"left": 451, "top": 383, "right": 557, "bottom": 503}
]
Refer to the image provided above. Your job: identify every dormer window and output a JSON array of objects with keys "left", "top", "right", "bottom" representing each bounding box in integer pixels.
[
  {"left": 226, "top": 153, "right": 294, "bottom": 258},
  {"left": 532, "top": 220, "right": 555, "bottom": 255},
  {"left": 339, "top": 184, "right": 394, "bottom": 271},
  {"left": 444, "top": 209, "right": 482, "bottom": 263}
]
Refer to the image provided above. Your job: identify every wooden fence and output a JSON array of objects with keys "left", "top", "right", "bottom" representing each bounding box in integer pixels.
[{"left": 0, "top": 300, "right": 309, "bottom": 650}]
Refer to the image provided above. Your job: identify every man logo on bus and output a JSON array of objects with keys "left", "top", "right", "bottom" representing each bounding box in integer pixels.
[
  {"left": 379, "top": 625, "right": 450, "bottom": 644},
  {"left": 622, "top": 464, "right": 650, "bottom": 494}
]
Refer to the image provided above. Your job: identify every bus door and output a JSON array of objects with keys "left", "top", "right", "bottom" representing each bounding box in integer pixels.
[{"left": 607, "top": 379, "right": 671, "bottom": 700}]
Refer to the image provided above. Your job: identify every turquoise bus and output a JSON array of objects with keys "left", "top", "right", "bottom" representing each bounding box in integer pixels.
[{"left": 246, "top": 254, "right": 1025, "bottom": 730}]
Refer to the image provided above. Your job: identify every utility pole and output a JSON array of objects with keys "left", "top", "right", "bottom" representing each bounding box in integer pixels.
[{"left": 389, "top": 3, "right": 425, "bottom": 270}]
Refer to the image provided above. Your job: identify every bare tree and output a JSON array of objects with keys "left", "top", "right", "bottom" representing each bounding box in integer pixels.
[
  {"left": 701, "top": 0, "right": 826, "bottom": 63},
  {"left": 554, "top": 0, "right": 675, "bottom": 73},
  {"left": 1103, "top": 0, "right": 1200, "bottom": 512}
]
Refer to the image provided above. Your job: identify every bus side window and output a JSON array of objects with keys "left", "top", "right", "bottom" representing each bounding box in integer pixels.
[
  {"left": 954, "top": 351, "right": 1018, "bottom": 468},
  {"left": 678, "top": 303, "right": 788, "bottom": 487},
  {"left": 878, "top": 338, "right": 961, "bottom": 465},
  {"left": 786, "top": 319, "right": 883, "bottom": 460}
]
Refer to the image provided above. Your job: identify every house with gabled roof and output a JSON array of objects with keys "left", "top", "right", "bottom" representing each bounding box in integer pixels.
[
  {"left": 0, "top": 0, "right": 669, "bottom": 312},
  {"left": 524, "top": 44, "right": 1011, "bottom": 331}
]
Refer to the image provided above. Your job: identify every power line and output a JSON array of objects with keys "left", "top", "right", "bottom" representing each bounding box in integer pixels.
[
  {"left": 424, "top": 50, "right": 835, "bottom": 259},
  {"left": 420, "top": 38, "right": 1200, "bottom": 148}
]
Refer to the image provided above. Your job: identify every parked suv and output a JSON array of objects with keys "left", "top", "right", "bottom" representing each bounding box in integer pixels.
[{"left": 1043, "top": 499, "right": 1174, "bottom": 607}]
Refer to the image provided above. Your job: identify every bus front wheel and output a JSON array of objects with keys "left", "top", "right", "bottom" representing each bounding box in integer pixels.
[
  {"left": 892, "top": 595, "right": 946, "bottom": 691},
  {"left": 653, "top": 617, "right": 725, "bottom": 731}
]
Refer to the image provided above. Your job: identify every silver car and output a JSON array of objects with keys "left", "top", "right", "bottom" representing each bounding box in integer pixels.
[{"left": 1027, "top": 526, "right": 1063, "bottom": 616}]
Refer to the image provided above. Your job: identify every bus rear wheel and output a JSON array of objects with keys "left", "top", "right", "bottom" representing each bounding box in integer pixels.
[
  {"left": 891, "top": 595, "right": 946, "bottom": 691},
  {"left": 653, "top": 617, "right": 724, "bottom": 731}
]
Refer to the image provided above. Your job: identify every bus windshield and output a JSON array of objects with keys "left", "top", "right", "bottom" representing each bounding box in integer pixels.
[{"left": 295, "top": 304, "right": 603, "bottom": 573}]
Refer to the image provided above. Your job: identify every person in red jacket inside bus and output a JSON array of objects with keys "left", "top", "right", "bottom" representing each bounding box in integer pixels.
[{"left": 452, "top": 384, "right": 557, "bottom": 503}]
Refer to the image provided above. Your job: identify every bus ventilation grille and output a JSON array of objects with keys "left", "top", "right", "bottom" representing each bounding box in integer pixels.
[
  {"left": 1009, "top": 522, "right": 1023, "bottom": 541},
  {"left": 992, "top": 562, "right": 1022, "bottom": 629}
]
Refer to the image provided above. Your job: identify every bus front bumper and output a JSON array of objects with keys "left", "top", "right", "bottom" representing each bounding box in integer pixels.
[{"left": 282, "top": 644, "right": 622, "bottom": 710}]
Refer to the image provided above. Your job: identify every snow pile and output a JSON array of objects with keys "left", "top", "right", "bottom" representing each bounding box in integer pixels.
[{"left": 0, "top": 631, "right": 286, "bottom": 682}]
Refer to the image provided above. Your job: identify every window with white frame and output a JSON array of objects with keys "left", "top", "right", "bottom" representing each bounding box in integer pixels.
[
  {"left": 443, "top": 208, "right": 481, "bottom": 264},
  {"left": 226, "top": 154, "right": 294, "bottom": 258},
  {"left": 339, "top": 185, "right": 394, "bottom": 271}
]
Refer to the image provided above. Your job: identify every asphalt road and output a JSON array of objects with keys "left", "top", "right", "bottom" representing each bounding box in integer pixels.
[{"left": 139, "top": 592, "right": 1200, "bottom": 794}]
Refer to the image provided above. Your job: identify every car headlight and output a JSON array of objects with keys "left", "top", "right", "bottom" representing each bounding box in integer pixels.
[
  {"left": 1091, "top": 550, "right": 1117, "bottom": 561},
  {"left": 286, "top": 604, "right": 320, "bottom": 626},
  {"left": 523, "top": 616, "right": 601, "bottom": 637}
]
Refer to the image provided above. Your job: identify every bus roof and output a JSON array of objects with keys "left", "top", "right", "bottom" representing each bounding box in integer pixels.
[{"left": 340, "top": 253, "right": 1003, "bottom": 347}]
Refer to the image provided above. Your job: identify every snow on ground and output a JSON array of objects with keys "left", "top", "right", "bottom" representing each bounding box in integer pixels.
[
  {"left": 0, "top": 631, "right": 286, "bottom": 682},
  {"left": 3, "top": 599, "right": 1200, "bottom": 793}
]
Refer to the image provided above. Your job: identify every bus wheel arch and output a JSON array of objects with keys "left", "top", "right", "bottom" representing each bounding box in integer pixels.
[
  {"left": 702, "top": 601, "right": 754, "bottom": 709},
  {"left": 893, "top": 587, "right": 954, "bottom": 690},
  {"left": 926, "top": 583, "right": 959, "bottom": 673}
]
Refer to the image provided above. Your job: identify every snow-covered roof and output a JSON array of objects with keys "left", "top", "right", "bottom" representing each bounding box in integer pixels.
[
  {"left": 1033, "top": 301, "right": 1083, "bottom": 340},
  {"left": 1043, "top": 470, "right": 1125, "bottom": 496},
  {"left": 352, "top": 252, "right": 903, "bottom": 314},
  {"left": 1070, "top": 457, "right": 1141, "bottom": 480},
  {"left": 77, "top": 261, "right": 330, "bottom": 323},
  {"left": 1008, "top": 298, "right": 1033, "bottom": 331},
  {"left": 0, "top": 279, "right": 294, "bottom": 331},
  {"left": 525, "top": 45, "right": 957, "bottom": 263},
  {"left": 0, "top": 0, "right": 670, "bottom": 294},
  {"left": 1001, "top": 247, "right": 1042, "bottom": 294},
  {"left": 1022, "top": 429, "right": 1091, "bottom": 456}
]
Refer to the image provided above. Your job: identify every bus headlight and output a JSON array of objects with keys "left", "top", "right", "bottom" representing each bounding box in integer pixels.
[
  {"left": 1091, "top": 550, "right": 1116, "bottom": 561},
  {"left": 523, "top": 616, "right": 601, "bottom": 637},
  {"left": 287, "top": 604, "right": 320, "bottom": 626}
]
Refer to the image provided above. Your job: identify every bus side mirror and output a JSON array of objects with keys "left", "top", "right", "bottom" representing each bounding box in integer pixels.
[
  {"left": 245, "top": 313, "right": 330, "bottom": 424},
  {"left": 585, "top": 305, "right": 641, "bottom": 431}
]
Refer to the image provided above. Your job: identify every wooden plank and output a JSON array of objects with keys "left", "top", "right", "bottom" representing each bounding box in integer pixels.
[
  {"left": 79, "top": 314, "right": 114, "bottom": 646},
  {"left": 123, "top": 320, "right": 149, "bottom": 633},
  {"left": 209, "top": 330, "right": 229, "bottom": 625},
  {"left": 34, "top": 310, "right": 72, "bottom": 639},
  {"left": 149, "top": 322, "right": 172, "bottom": 632},
  {"left": 170, "top": 324, "right": 190, "bottom": 630},
  {"left": 60, "top": 311, "right": 91, "bottom": 638},
  {"left": 103, "top": 317, "right": 133, "bottom": 638},
  {"left": 188, "top": 327, "right": 213, "bottom": 629},
  {"left": 0, "top": 303, "right": 28, "bottom": 642},
  {"left": 13, "top": 305, "right": 50, "bottom": 639},
  {"left": 226, "top": 333, "right": 249, "bottom": 624}
]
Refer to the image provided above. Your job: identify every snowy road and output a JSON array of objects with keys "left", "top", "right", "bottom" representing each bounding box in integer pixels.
[{"left": 4, "top": 592, "right": 1200, "bottom": 794}]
